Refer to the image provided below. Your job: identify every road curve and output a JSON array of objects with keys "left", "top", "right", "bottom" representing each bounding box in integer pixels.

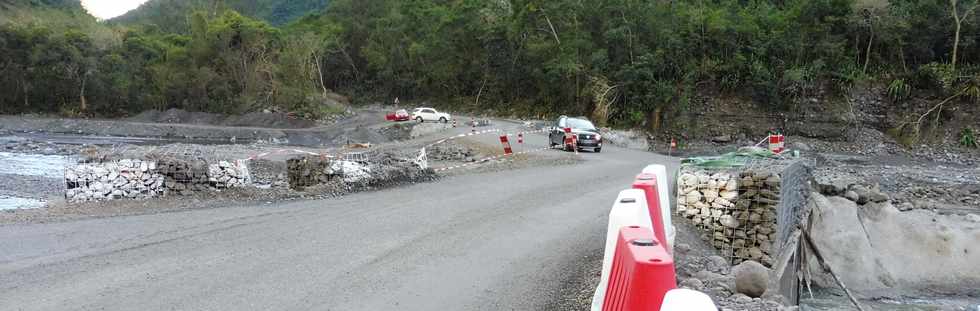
[{"left": 0, "top": 132, "right": 678, "bottom": 311}]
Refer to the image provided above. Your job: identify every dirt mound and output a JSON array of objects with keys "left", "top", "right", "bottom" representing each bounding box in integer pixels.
[{"left": 128, "top": 109, "right": 316, "bottom": 129}]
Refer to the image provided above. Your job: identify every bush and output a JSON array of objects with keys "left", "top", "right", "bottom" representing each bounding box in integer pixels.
[{"left": 961, "top": 128, "right": 978, "bottom": 148}]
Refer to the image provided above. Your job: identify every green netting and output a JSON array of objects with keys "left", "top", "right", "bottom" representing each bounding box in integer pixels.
[{"left": 680, "top": 146, "right": 779, "bottom": 168}]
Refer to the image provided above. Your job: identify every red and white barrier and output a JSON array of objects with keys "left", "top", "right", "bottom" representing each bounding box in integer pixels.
[
  {"left": 601, "top": 226, "right": 676, "bottom": 311},
  {"left": 633, "top": 173, "right": 671, "bottom": 253},
  {"left": 640, "top": 164, "right": 675, "bottom": 251},
  {"left": 593, "top": 189, "right": 655, "bottom": 310},
  {"left": 591, "top": 165, "right": 716, "bottom": 311},
  {"left": 500, "top": 135, "right": 513, "bottom": 155},
  {"left": 768, "top": 134, "right": 785, "bottom": 153}
]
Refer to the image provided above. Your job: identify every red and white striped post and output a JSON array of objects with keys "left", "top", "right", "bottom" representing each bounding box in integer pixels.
[{"left": 500, "top": 135, "right": 513, "bottom": 155}]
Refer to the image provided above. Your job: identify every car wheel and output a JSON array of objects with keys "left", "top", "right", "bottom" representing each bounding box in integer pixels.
[
  {"left": 439, "top": 117, "right": 447, "bottom": 123},
  {"left": 595, "top": 147, "right": 602, "bottom": 153},
  {"left": 416, "top": 117, "right": 424, "bottom": 123}
]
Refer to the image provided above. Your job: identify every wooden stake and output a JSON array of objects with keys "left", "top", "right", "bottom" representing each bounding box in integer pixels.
[{"left": 801, "top": 230, "right": 868, "bottom": 311}]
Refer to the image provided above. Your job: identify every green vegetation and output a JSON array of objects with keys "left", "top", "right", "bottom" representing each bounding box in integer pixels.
[
  {"left": 2, "top": 0, "right": 980, "bottom": 128},
  {"left": 111, "top": 0, "right": 332, "bottom": 31},
  {"left": 962, "top": 128, "right": 978, "bottom": 148}
]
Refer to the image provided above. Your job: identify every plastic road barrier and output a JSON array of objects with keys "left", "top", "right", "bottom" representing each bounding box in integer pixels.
[
  {"left": 601, "top": 226, "right": 677, "bottom": 311},
  {"left": 633, "top": 173, "right": 670, "bottom": 253},
  {"left": 640, "top": 164, "right": 675, "bottom": 251},
  {"left": 660, "top": 289, "right": 718, "bottom": 311},
  {"left": 499, "top": 135, "right": 513, "bottom": 155},
  {"left": 592, "top": 189, "right": 654, "bottom": 311}
]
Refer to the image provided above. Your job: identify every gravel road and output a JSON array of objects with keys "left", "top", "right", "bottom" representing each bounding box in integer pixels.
[{"left": 0, "top": 127, "right": 679, "bottom": 310}]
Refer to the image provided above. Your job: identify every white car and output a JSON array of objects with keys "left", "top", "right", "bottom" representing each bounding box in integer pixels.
[{"left": 411, "top": 107, "right": 452, "bottom": 123}]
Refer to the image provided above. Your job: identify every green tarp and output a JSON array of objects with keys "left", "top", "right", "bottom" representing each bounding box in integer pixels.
[{"left": 680, "top": 146, "right": 780, "bottom": 168}]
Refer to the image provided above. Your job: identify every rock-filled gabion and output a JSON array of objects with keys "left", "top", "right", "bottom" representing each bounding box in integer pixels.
[
  {"left": 677, "top": 167, "right": 781, "bottom": 266},
  {"left": 65, "top": 159, "right": 165, "bottom": 202},
  {"left": 66, "top": 158, "right": 254, "bottom": 202},
  {"left": 287, "top": 156, "right": 332, "bottom": 189},
  {"left": 159, "top": 159, "right": 210, "bottom": 195},
  {"left": 208, "top": 160, "right": 251, "bottom": 188},
  {"left": 249, "top": 159, "right": 288, "bottom": 189}
]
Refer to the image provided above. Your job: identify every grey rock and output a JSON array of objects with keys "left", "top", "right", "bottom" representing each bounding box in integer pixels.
[
  {"left": 733, "top": 293, "right": 753, "bottom": 304},
  {"left": 679, "top": 278, "right": 704, "bottom": 290},
  {"left": 896, "top": 202, "right": 915, "bottom": 211},
  {"left": 707, "top": 255, "right": 730, "bottom": 273},
  {"left": 850, "top": 185, "right": 871, "bottom": 204},
  {"left": 712, "top": 135, "right": 733, "bottom": 143},
  {"left": 869, "top": 190, "right": 889, "bottom": 203},
  {"left": 674, "top": 243, "right": 691, "bottom": 254},
  {"left": 844, "top": 190, "right": 860, "bottom": 202},
  {"left": 733, "top": 260, "right": 769, "bottom": 298},
  {"left": 790, "top": 142, "right": 811, "bottom": 151}
]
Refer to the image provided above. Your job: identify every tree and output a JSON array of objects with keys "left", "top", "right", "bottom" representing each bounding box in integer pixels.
[{"left": 950, "top": 0, "right": 978, "bottom": 72}]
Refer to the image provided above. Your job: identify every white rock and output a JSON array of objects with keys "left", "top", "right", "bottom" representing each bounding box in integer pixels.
[
  {"left": 704, "top": 190, "right": 719, "bottom": 202},
  {"left": 720, "top": 215, "right": 739, "bottom": 228},
  {"left": 686, "top": 191, "right": 703, "bottom": 203},
  {"left": 707, "top": 179, "right": 718, "bottom": 189},
  {"left": 720, "top": 190, "right": 737, "bottom": 200},
  {"left": 725, "top": 179, "right": 738, "bottom": 191},
  {"left": 680, "top": 174, "right": 698, "bottom": 187}
]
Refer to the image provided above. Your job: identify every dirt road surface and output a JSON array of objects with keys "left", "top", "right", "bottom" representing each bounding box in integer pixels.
[{"left": 0, "top": 129, "right": 678, "bottom": 310}]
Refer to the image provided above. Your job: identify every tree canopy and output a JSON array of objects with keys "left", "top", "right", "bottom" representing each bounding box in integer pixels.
[{"left": 1, "top": 0, "right": 979, "bottom": 128}]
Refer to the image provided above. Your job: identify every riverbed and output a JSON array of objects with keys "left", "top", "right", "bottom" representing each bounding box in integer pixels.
[{"left": 0, "top": 152, "right": 68, "bottom": 210}]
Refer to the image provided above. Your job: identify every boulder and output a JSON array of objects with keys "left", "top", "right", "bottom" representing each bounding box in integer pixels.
[
  {"left": 733, "top": 260, "right": 769, "bottom": 298},
  {"left": 844, "top": 190, "right": 860, "bottom": 202},
  {"left": 868, "top": 190, "right": 889, "bottom": 203},
  {"left": 712, "top": 135, "right": 733, "bottom": 143},
  {"left": 850, "top": 185, "right": 871, "bottom": 204}
]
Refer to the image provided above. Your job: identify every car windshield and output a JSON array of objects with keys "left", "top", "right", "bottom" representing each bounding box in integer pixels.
[{"left": 567, "top": 118, "right": 596, "bottom": 130}]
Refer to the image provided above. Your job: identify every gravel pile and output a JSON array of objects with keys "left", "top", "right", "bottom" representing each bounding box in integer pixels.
[
  {"left": 425, "top": 142, "right": 478, "bottom": 162},
  {"left": 0, "top": 137, "right": 86, "bottom": 155}
]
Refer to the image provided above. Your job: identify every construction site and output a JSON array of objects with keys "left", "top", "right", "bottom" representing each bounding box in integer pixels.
[{"left": 0, "top": 104, "right": 977, "bottom": 310}]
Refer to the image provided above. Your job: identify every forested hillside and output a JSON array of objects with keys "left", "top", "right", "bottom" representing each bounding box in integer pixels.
[
  {"left": 112, "top": 0, "right": 331, "bottom": 30},
  {"left": 1, "top": 0, "right": 979, "bottom": 142}
]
